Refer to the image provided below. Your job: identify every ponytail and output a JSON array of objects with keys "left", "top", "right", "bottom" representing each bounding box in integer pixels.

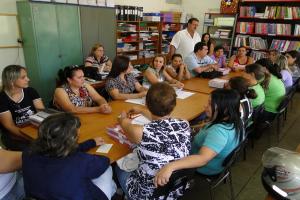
[
  {"left": 56, "top": 65, "right": 82, "bottom": 87},
  {"left": 246, "top": 88, "right": 257, "bottom": 99}
]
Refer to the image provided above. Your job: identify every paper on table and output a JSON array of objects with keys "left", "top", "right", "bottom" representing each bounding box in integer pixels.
[
  {"left": 125, "top": 97, "right": 145, "bottom": 105},
  {"left": 175, "top": 89, "right": 194, "bottom": 99},
  {"left": 96, "top": 144, "right": 113, "bottom": 154},
  {"left": 131, "top": 115, "right": 151, "bottom": 125}
]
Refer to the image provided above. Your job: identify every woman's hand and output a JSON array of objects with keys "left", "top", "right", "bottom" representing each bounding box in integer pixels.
[
  {"left": 128, "top": 107, "right": 143, "bottom": 118},
  {"left": 118, "top": 111, "right": 128, "bottom": 124},
  {"left": 175, "top": 81, "right": 184, "bottom": 89},
  {"left": 154, "top": 164, "right": 174, "bottom": 188},
  {"left": 93, "top": 137, "right": 105, "bottom": 146},
  {"left": 99, "top": 103, "right": 112, "bottom": 114},
  {"left": 138, "top": 90, "right": 147, "bottom": 98}
]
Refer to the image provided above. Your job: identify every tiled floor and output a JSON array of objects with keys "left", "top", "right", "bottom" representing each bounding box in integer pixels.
[{"left": 182, "top": 92, "right": 300, "bottom": 200}]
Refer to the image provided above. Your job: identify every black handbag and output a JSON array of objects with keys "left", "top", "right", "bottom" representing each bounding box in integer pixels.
[
  {"left": 198, "top": 70, "right": 223, "bottom": 79},
  {"left": 82, "top": 67, "right": 102, "bottom": 81}
]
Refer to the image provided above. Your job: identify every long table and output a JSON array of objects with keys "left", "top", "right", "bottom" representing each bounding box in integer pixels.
[
  {"left": 183, "top": 71, "right": 245, "bottom": 94},
  {"left": 20, "top": 92, "right": 208, "bottom": 163}
]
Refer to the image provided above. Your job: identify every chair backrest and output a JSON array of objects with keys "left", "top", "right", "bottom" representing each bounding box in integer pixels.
[
  {"left": 152, "top": 168, "right": 195, "bottom": 199},
  {"left": 252, "top": 104, "right": 264, "bottom": 123},
  {"left": 277, "top": 95, "right": 291, "bottom": 113}
]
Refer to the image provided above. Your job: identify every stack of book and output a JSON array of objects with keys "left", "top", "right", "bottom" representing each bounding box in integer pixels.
[
  {"left": 270, "top": 40, "right": 300, "bottom": 52},
  {"left": 161, "top": 11, "right": 182, "bottom": 23},
  {"left": 255, "top": 23, "right": 291, "bottom": 35},
  {"left": 214, "top": 17, "right": 235, "bottom": 27},
  {"left": 212, "top": 29, "right": 232, "bottom": 39},
  {"left": 236, "top": 22, "right": 255, "bottom": 34},
  {"left": 239, "top": 6, "right": 256, "bottom": 17},
  {"left": 117, "top": 23, "right": 136, "bottom": 32},
  {"left": 204, "top": 18, "right": 214, "bottom": 26}
]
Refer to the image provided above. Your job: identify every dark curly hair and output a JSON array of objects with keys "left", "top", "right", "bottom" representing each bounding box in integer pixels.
[{"left": 29, "top": 113, "right": 81, "bottom": 157}]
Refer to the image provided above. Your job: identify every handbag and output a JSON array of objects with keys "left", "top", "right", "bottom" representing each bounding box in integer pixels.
[
  {"left": 198, "top": 70, "right": 223, "bottom": 79},
  {"left": 220, "top": 0, "right": 239, "bottom": 14}
]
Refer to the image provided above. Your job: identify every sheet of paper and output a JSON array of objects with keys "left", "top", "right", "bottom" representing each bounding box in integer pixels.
[
  {"left": 96, "top": 144, "right": 113, "bottom": 154},
  {"left": 131, "top": 115, "right": 151, "bottom": 125},
  {"left": 125, "top": 98, "right": 145, "bottom": 105},
  {"left": 175, "top": 89, "right": 194, "bottom": 99}
]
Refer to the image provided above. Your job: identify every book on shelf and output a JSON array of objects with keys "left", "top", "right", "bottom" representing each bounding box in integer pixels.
[
  {"left": 250, "top": 51, "right": 267, "bottom": 61},
  {"left": 240, "top": 6, "right": 256, "bottom": 17},
  {"left": 270, "top": 39, "right": 300, "bottom": 52},
  {"left": 212, "top": 29, "right": 232, "bottom": 39},
  {"left": 234, "top": 34, "right": 251, "bottom": 47},
  {"left": 264, "top": 6, "right": 300, "bottom": 19},
  {"left": 236, "top": 22, "right": 255, "bottom": 34},
  {"left": 255, "top": 23, "right": 291, "bottom": 35},
  {"left": 294, "top": 24, "right": 300, "bottom": 36},
  {"left": 249, "top": 37, "right": 268, "bottom": 50}
]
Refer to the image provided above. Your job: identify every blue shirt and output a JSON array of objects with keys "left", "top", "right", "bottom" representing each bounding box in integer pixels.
[
  {"left": 22, "top": 140, "right": 110, "bottom": 200},
  {"left": 184, "top": 53, "right": 216, "bottom": 77},
  {"left": 192, "top": 123, "right": 239, "bottom": 175}
]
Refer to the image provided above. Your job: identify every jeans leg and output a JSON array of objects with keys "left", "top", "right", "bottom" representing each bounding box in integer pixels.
[
  {"left": 114, "top": 165, "right": 132, "bottom": 199},
  {"left": 1, "top": 172, "right": 25, "bottom": 200},
  {"left": 92, "top": 166, "right": 117, "bottom": 200}
]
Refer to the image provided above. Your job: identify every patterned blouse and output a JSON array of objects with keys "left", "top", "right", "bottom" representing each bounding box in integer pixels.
[
  {"left": 59, "top": 84, "right": 93, "bottom": 108},
  {"left": 105, "top": 73, "right": 137, "bottom": 94},
  {"left": 126, "top": 118, "right": 191, "bottom": 200},
  {"left": 85, "top": 55, "right": 109, "bottom": 67}
]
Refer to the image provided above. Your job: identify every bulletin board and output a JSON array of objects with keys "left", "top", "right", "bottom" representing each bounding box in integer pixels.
[{"left": 0, "top": 13, "right": 21, "bottom": 48}]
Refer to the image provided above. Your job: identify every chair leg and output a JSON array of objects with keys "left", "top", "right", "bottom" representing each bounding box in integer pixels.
[
  {"left": 277, "top": 116, "right": 281, "bottom": 142},
  {"left": 228, "top": 172, "right": 235, "bottom": 200},
  {"left": 209, "top": 185, "right": 214, "bottom": 200}
]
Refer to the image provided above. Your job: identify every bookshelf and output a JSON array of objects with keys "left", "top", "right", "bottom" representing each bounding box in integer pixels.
[
  {"left": 233, "top": 0, "right": 300, "bottom": 59},
  {"left": 203, "top": 13, "right": 238, "bottom": 58},
  {"left": 116, "top": 20, "right": 183, "bottom": 65}
]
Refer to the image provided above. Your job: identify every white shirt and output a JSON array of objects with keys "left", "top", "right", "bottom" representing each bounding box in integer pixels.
[
  {"left": 0, "top": 147, "right": 17, "bottom": 199},
  {"left": 170, "top": 29, "right": 201, "bottom": 59}
]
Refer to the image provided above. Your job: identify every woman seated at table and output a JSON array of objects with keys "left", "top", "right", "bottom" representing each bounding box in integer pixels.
[
  {"left": 227, "top": 76, "right": 256, "bottom": 126},
  {"left": 276, "top": 55, "right": 293, "bottom": 90},
  {"left": 165, "top": 53, "right": 191, "bottom": 81},
  {"left": 285, "top": 50, "right": 300, "bottom": 80},
  {"left": 116, "top": 83, "right": 191, "bottom": 200},
  {"left": 154, "top": 89, "right": 243, "bottom": 186},
  {"left": 201, "top": 33, "right": 215, "bottom": 56},
  {"left": 22, "top": 113, "right": 116, "bottom": 200},
  {"left": 244, "top": 64, "right": 266, "bottom": 109},
  {"left": 256, "top": 58, "right": 285, "bottom": 122},
  {"left": 105, "top": 56, "right": 147, "bottom": 100},
  {"left": 85, "top": 43, "right": 112, "bottom": 73},
  {"left": 143, "top": 55, "right": 184, "bottom": 89},
  {"left": 0, "top": 65, "right": 45, "bottom": 151},
  {"left": 228, "top": 46, "right": 254, "bottom": 71},
  {"left": 53, "top": 66, "right": 111, "bottom": 114},
  {"left": 0, "top": 147, "right": 24, "bottom": 200},
  {"left": 210, "top": 45, "right": 227, "bottom": 68}
]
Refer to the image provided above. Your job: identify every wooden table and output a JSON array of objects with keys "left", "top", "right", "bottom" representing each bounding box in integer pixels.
[
  {"left": 20, "top": 92, "right": 208, "bottom": 163},
  {"left": 183, "top": 71, "right": 246, "bottom": 94},
  {"left": 265, "top": 144, "right": 300, "bottom": 200}
]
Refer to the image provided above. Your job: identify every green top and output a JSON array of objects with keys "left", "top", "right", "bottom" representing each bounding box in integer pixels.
[
  {"left": 264, "top": 75, "right": 286, "bottom": 113},
  {"left": 249, "top": 83, "right": 265, "bottom": 108}
]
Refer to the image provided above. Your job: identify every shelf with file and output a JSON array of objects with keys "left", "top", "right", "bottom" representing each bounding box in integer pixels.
[{"left": 203, "top": 12, "right": 237, "bottom": 58}]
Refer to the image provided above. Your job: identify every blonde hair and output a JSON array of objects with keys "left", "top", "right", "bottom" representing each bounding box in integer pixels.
[
  {"left": 276, "top": 55, "right": 291, "bottom": 73},
  {"left": 89, "top": 43, "right": 104, "bottom": 57},
  {"left": 1, "top": 65, "right": 26, "bottom": 92}
]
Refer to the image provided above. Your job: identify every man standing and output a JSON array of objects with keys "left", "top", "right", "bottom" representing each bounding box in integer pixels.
[
  {"left": 184, "top": 42, "right": 219, "bottom": 77},
  {"left": 169, "top": 18, "right": 201, "bottom": 59}
]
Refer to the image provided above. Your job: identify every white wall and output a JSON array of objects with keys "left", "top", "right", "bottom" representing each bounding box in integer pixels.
[
  {"left": 0, "top": 0, "right": 26, "bottom": 82},
  {"left": 0, "top": 0, "right": 221, "bottom": 78}
]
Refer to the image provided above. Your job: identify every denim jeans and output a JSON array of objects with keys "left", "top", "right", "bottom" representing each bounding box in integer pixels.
[
  {"left": 115, "top": 165, "right": 133, "bottom": 200},
  {"left": 1, "top": 172, "right": 25, "bottom": 200},
  {"left": 92, "top": 166, "right": 117, "bottom": 200}
]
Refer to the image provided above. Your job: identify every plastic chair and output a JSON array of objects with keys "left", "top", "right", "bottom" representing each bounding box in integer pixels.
[{"left": 151, "top": 168, "right": 195, "bottom": 200}]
